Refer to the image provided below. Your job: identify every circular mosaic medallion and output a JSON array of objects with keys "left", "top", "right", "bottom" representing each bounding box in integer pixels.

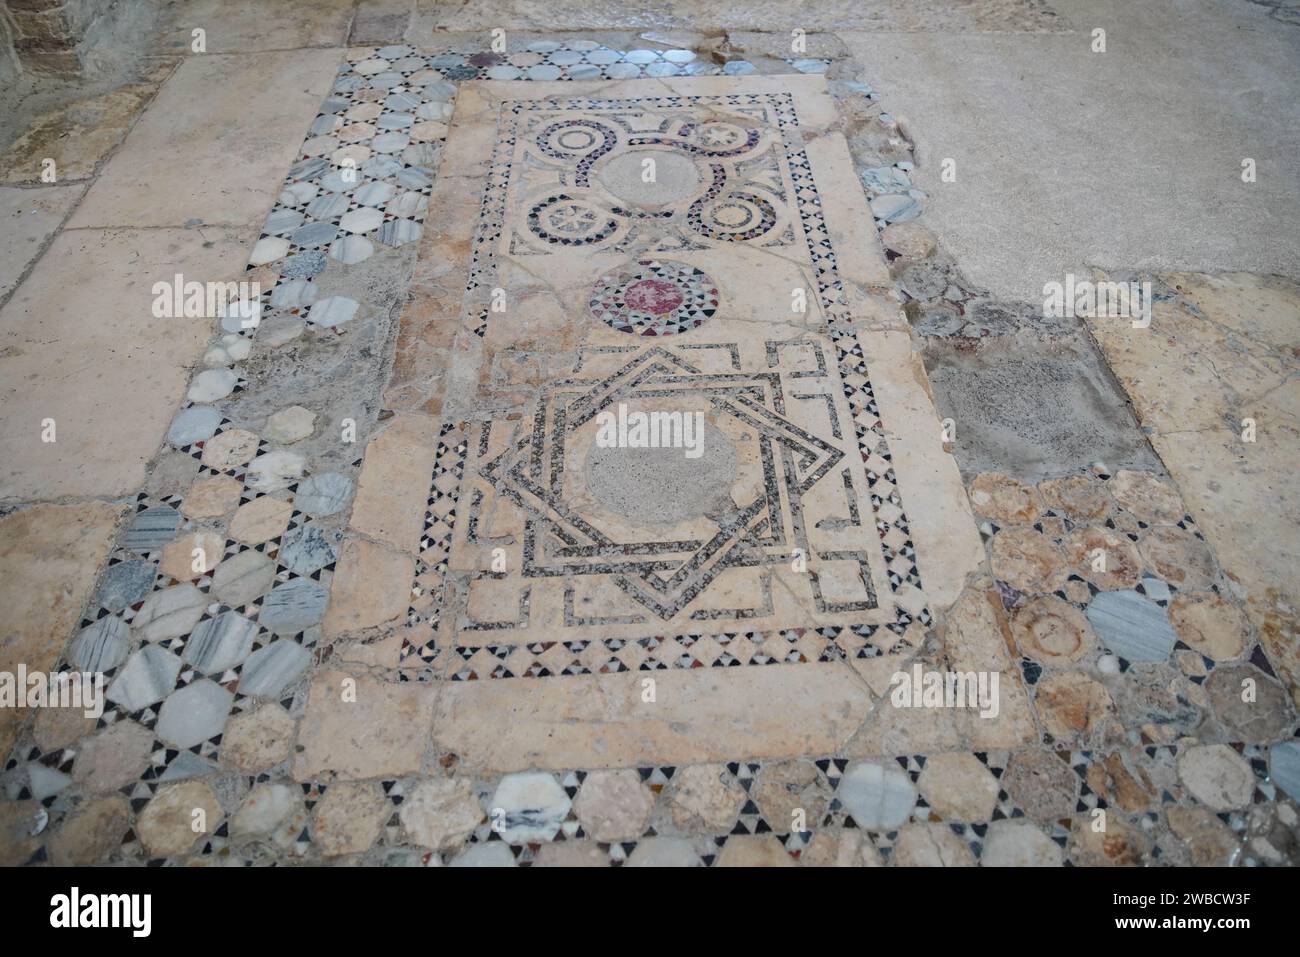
[
  {"left": 589, "top": 260, "right": 720, "bottom": 336},
  {"left": 527, "top": 193, "right": 620, "bottom": 246},
  {"left": 689, "top": 189, "right": 777, "bottom": 242},
  {"left": 535, "top": 119, "right": 619, "bottom": 176},
  {"left": 690, "top": 121, "right": 756, "bottom": 153}
]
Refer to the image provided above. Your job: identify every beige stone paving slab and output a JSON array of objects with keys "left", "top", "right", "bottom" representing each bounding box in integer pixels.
[
  {"left": 1088, "top": 271, "right": 1300, "bottom": 701},
  {"left": 347, "top": 413, "right": 442, "bottom": 553},
  {"left": 0, "top": 502, "right": 126, "bottom": 761},
  {"left": 0, "top": 184, "right": 86, "bottom": 302},
  {"left": 432, "top": 664, "right": 874, "bottom": 773},
  {"left": 67, "top": 49, "right": 344, "bottom": 230},
  {"left": 293, "top": 669, "right": 437, "bottom": 781},
  {"left": 0, "top": 224, "right": 258, "bottom": 501},
  {"left": 327, "top": 73, "right": 984, "bottom": 771},
  {"left": 153, "top": 0, "right": 356, "bottom": 55}
]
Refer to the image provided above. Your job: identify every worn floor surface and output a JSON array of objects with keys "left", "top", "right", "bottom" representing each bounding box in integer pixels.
[{"left": 0, "top": 1, "right": 1297, "bottom": 868}]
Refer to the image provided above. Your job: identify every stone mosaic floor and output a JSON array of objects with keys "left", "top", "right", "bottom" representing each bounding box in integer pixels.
[{"left": 1, "top": 33, "right": 1297, "bottom": 868}]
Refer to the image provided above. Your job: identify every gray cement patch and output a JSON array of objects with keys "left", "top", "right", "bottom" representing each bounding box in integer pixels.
[
  {"left": 225, "top": 244, "right": 418, "bottom": 473},
  {"left": 585, "top": 420, "right": 736, "bottom": 525},
  {"left": 923, "top": 330, "right": 1161, "bottom": 482}
]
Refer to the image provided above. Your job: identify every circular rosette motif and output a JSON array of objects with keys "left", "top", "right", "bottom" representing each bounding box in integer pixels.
[
  {"left": 536, "top": 119, "right": 618, "bottom": 161},
  {"left": 689, "top": 189, "right": 778, "bottom": 242},
  {"left": 527, "top": 193, "right": 621, "bottom": 246},
  {"left": 685, "top": 121, "right": 762, "bottom": 156},
  {"left": 589, "top": 260, "right": 720, "bottom": 336}
]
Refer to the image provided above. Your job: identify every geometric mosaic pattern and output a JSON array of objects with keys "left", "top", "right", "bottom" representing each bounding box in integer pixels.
[
  {"left": 589, "top": 260, "right": 720, "bottom": 336},
  {"left": 398, "top": 88, "right": 934, "bottom": 677}
]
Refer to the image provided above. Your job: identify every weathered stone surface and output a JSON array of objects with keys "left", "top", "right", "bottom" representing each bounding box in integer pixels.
[
  {"left": 246, "top": 450, "right": 306, "bottom": 492},
  {"left": 968, "top": 472, "right": 1041, "bottom": 525},
  {"left": 0, "top": 801, "right": 44, "bottom": 866},
  {"left": 1034, "top": 673, "right": 1114, "bottom": 744},
  {"left": 892, "top": 823, "right": 977, "bottom": 866},
  {"left": 258, "top": 579, "right": 329, "bottom": 635},
  {"left": 32, "top": 706, "right": 97, "bottom": 752},
  {"left": 1068, "top": 814, "right": 1148, "bottom": 866},
  {"left": 1066, "top": 526, "right": 1142, "bottom": 591},
  {"left": 1107, "top": 470, "right": 1185, "bottom": 524},
  {"left": 264, "top": 405, "right": 318, "bottom": 443},
  {"left": 232, "top": 783, "right": 307, "bottom": 848},
  {"left": 1085, "top": 752, "right": 1156, "bottom": 814},
  {"left": 0, "top": 228, "right": 253, "bottom": 500},
  {"left": 715, "top": 834, "right": 796, "bottom": 867},
  {"left": 202, "top": 428, "right": 260, "bottom": 471},
  {"left": 1002, "top": 750, "right": 1076, "bottom": 824},
  {"left": 837, "top": 761, "right": 917, "bottom": 830},
  {"left": 981, "top": 820, "right": 1063, "bottom": 866},
  {"left": 181, "top": 476, "right": 243, "bottom": 519},
  {"left": 488, "top": 772, "right": 570, "bottom": 844},
  {"left": 399, "top": 777, "right": 483, "bottom": 849},
  {"left": 210, "top": 550, "right": 277, "bottom": 609},
  {"left": 222, "top": 704, "right": 296, "bottom": 772},
  {"left": 49, "top": 797, "right": 131, "bottom": 866},
  {"left": 322, "top": 539, "right": 413, "bottom": 638},
  {"left": 239, "top": 640, "right": 312, "bottom": 697},
  {"left": 1037, "top": 475, "right": 1110, "bottom": 521},
  {"left": 1086, "top": 589, "right": 1177, "bottom": 663},
  {"left": 798, "top": 829, "right": 883, "bottom": 867},
  {"left": 449, "top": 843, "right": 516, "bottom": 867},
  {"left": 155, "top": 679, "right": 234, "bottom": 749},
  {"left": 0, "top": 502, "right": 124, "bottom": 759},
  {"left": 95, "top": 559, "right": 158, "bottom": 611},
  {"left": 1011, "top": 596, "right": 1096, "bottom": 667},
  {"left": 1166, "top": 806, "right": 1240, "bottom": 866},
  {"left": 228, "top": 495, "right": 294, "bottom": 545},
  {"left": 294, "top": 670, "right": 435, "bottom": 780},
  {"left": 348, "top": 414, "right": 439, "bottom": 553},
  {"left": 1139, "top": 526, "right": 1217, "bottom": 590},
  {"left": 1270, "top": 741, "right": 1300, "bottom": 803},
  {"left": 573, "top": 769, "right": 655, "bottom": 841},
  {"left": 73, "top": 720, "right": 154, "bottom": 793},
  {"left": 312, "top": 781, "right": 390, "bottom": 857},
  {"left": 625, "top": 837, "right": 703, "bottom": 867},
  {"left": 69, "top": 616, "right": 129, "bottom": 672},
  {"left": 989, "top": 527, "right": 1067, "bottom": 593},
  {"left": 185, "top": 612, "right": 257, "bottom": 673},
  {"left": 750, "top": 760, "right": 826, "bottom": 831},
  {"left": 137, "top": 780, "right": 224, "bottom": 858},
  {"left": 107, "top": 645, "right": 181, "bottom": 711},
  {"left": 670, "top": 764, "right": 744, "bottom": 830},
  {"left": 533, "top": 841, "right": 611, "bottom": 867},
  {"left": 1177, "top": 744, "right": 1255, "bottom": 810},
  {"left": 1109, "top": 662, "right": 1204, "bottom": 743},
  {"left": 880, "top": 220, "right": 936, "bottom": 259},
  {"left": 1169, "top": 592, "right": 1250, "bottom": 661},
  {"left": 916, "top": 752, "right": 999, "bottom": 821},
  {"left": 1206, "top": 664, "right": 1294, "bottom": 742},
  {"left": 133, "top": 582, "right": 206, "bottom": 642}
]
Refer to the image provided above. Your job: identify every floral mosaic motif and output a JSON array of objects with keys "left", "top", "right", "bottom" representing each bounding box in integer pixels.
[{"left": 589, "top": 259, "right": 720, "bottom": 335}]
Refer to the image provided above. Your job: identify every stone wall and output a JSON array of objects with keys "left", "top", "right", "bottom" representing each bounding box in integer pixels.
[{"left": 1, "top": 0, "right": 156, "bottom": 76}]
